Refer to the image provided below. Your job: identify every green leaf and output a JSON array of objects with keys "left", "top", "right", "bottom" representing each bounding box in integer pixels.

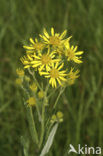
[{"left": 40, "top": 123, "right": 58, "bottom": 156}]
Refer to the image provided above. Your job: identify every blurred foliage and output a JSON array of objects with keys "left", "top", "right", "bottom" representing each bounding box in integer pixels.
[{"left": 0, "top": 0, "right": 103, "bottom": 155}]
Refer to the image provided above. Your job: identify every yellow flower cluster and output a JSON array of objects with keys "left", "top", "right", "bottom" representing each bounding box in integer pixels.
[
  {"left": 68, "top": 68, "right": 80, "bottom": 85},
  {"left": 30, "top": 82, "right": 44, "bottom": 99},
  {"left": 21, "top": 28, "right": 83, "bottom": 88},
  {"left": 50, "top": 111, "right": 63, "bottom": 123},
  {"left": 16, "top": 68, "right": 24, "bottom": 85},
  {"left": 16, "top": 68, "right": 24, "bottom": 77}
]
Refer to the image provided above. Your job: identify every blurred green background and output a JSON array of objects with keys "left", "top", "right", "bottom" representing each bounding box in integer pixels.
[{"left": 0, "top": 0, "right": 103, "bottom": 155}]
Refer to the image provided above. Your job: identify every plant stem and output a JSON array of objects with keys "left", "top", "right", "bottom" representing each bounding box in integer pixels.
[
  {"left": 39, "top": 84, "right": 49, "bottom": 149},
  {"left": 45, "top": 87, "right": 65, "bottom": 130},
  {"left": 28, "top": 68, "right": 42, "bottom": 91},
  {"left": 47, "top": 86, "right": 60, "bottom": 99},
  {"left": 39, "top": 99, "right": 45, "bottom": 148},
  {"left": 26, "top": 106, "right": 39, "bottom": 145},
  {"left": 53, "top": 87, "right": 65, "bottom": 109},
  {"left": 35, "top": 102, "right": 42, "bottom": 122}
]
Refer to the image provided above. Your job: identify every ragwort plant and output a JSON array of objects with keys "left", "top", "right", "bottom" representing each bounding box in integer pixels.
[{"left": 16, "top": 28, "right": 83, "bottom": 155}]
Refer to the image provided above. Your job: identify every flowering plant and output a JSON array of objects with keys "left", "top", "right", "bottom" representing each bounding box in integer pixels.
[{"left": 16, "top": 28, "right": 83, "bottom": 155}]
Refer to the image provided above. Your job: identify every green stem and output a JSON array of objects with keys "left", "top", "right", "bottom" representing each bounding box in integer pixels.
[
  {"left": 45, "top": 87, "right": 65, "bottom": 130},
  {"left": 26, "top": 106, "right": 39, "bottom": 145},
  {"left": 21, "top": 86, "right": 29, "bottom": 97},
  {"left": 47, "top": 86, "right": 60, "bottom": 99},
  {"left": 39, "top": 99, "right": 45, "bottom": 148},
  {"left": 28, "top": 68, "right": 42, "bottom": 91},
  {"left": 35, "top": 102, "right": 42, "bottom": 122},
  {"left": 53, "top": 87, "right": 65, "bottom": 109},
  {"left": 39, "top": 84, "right": 49, "bottom": 148},
  {"left": 33, "top": 93, "right": 42, "bottom": 122}
]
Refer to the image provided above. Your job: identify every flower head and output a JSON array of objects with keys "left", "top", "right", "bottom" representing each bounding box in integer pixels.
[
  {"left": 50, "top": 115, "right": 57, "bottom": 123},
  {"left": 50, "top": 111, "right": 63, "bottom": 123},
  {"left": 65, "top": 42, "right": 83, "bottom": 63},
  {"left": 38, "top": 91, "right": 44, "bottom": 99},
  {"left": 40, "top": 62, "right": 67, "bottom": 88},
  {"left": 25, "top": 76, "right": 30, "bottom": 82},
  {"left": 15, "top": 78, "right": 22, "bottom": 85},
  {"left": 20, "top": 54, "right": 33, "bottom": 68},
  {"left": 30, "top": 83, "right": 37, "bottom": 92},
  {"left": 16, "top": 68, "right": 24, "bottom": 77},
  {"left": 31, "top": 48, "right": 60, "bottom": 72},
  {"left": 39, "top": 28, "right": 68, "bottom": 47},
  {"left": 68, "top": 68, "right": 80, "bottom": 85},
  {"left": 27, "top": 97, "right": 36, "bottom": 106},
  {"left": 56, "top": 111, "right": 63, "bottom": 122},
  {"left": 23, "top": 38, "right": 44, "bottom": 52}
]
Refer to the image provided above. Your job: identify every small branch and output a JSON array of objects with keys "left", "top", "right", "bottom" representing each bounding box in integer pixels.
[
  {"left": 26, "top": 106, "right": 39, "bottom": 145},
  {"left": 39, "top": 84, "right": 49, "bottom": 148},
  {"left": 28, "top": 68, "right": 42, "bottom": 91},
  {"left": 53, "top": 87, "right": 65, "bottom": 109}
]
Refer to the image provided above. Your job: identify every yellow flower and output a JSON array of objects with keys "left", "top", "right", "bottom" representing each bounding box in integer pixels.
[
  {"left": 15, "top": 78, "right": 22, "bottom": 85},
  {"left": 50, "top": 115, "right": 57, "bottom": 123},
  {"left": 68, "top": 79, "right": 75, "bottom": 85},
  {"left": 25, "top": 76, "right": 30, "bottom": 82},
  {"left": 23, "top": 38, "right": 44, "bottom": 52},
  {"left": 56, "top": 111, "right": 63, "bottom": 122},
  {"left": 40, "top": 62, "right": 67, "bottom": 88},
  {"left": 38, "top": 91, "right": 44, "bottom": 99},
  {"left": 31, "top": 48, "right": 60, "bottom": 71},
  {"left": 57, "top": 111, "right": 63, "bottom": 118},
  {"left": 55, "top": 48, "right": 63, "bottom": 55},
  {"left": 56, "top": 112, "right": 63, "bottom": 122},
  {"left": 50, "top": 111, "right": 63, "bottom": 123},
  {"left": 27, "top": 97, "right": 36, "bottom": 106},
  {"left": 65, "top": 42, "right": 83, "bottom": 63},
  {"left": 16, "top": 68, "right": 24, "bottom": 77},
  {"left": 30, "top": 83, "right": 37, "bottom": 92},
  {"left": 39, "top": 27, "right": 68, "bottom": 47},
  {"left": 20, "top": 54, "right": 33, "bottom": 68},
  {"left": 68, "top": 68, "right": 80, "bottom": 85}
]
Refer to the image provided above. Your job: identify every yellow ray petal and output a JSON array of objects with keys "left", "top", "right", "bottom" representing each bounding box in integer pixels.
[
  {"left": 60, "top": 30, "right": 67, "bottom": 39},
  {"left": 75, "top": 51, "right": 84, "bottom": 55},
  {"left": 59, "top": 76, "right": 67, "bottom": 81},
  {"left": 57, "top": 78, "right": 62, "bottom": 85},
  {"left": 23, "top": 46, "right": 35, "bottom": 50},
  {"left": 73, "top": 46, "right": 78, "bottom": 52},
  {"left": 30, "top": 38, "right": 35, "bottom": 44},
  {"left": 43, "top": 28, "right": 49, "bottom": 38},
  {"left": 51, "top": 27, "right": 54, "bottom": 36},
  {"left": 58, "top": 63, "right": 64, "bottom": 70}
]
